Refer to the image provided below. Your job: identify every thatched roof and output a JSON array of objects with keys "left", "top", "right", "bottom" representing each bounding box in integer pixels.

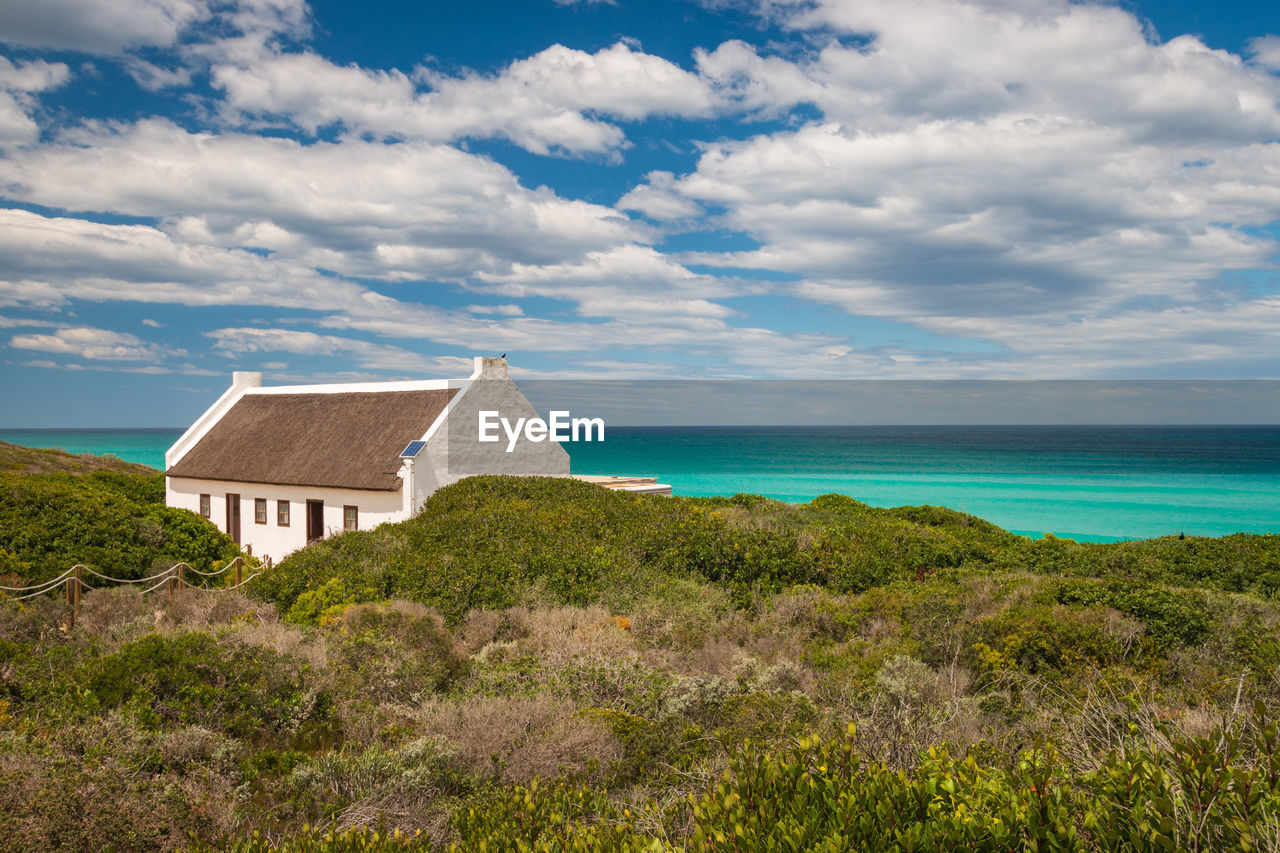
[{"left": 166, "top": 389, "right": 456, "bottom": 491}]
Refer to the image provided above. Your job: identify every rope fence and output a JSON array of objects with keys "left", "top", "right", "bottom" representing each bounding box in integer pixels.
[{"left": 0, "top": 556, "right": 268, "bottom": 629}]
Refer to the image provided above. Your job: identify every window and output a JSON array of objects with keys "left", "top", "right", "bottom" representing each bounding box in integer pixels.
[
  {"left": 255, "top": 498, "right": 268, "bottom": 524},
  {"left": 199, "top": 494, "right": 211, "bottom": 518},
  {"left": 277, "top": 500, "right": 290, "bottom": 526},
  {"left": 343, "top": 505, "right": 358, "bottom": 531}
]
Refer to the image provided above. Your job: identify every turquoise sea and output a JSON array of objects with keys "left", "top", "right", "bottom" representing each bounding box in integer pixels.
[{"left": 2, "top": 425, "right": 1278, "bottom": 543}]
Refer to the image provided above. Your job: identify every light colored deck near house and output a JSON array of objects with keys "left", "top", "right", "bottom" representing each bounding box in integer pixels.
[{"left": 572, "top": 475, "right": 673, "bottom": 495}]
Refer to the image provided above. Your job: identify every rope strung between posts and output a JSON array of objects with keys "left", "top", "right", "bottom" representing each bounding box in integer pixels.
[
  {"left": 176, "top": 573, "right": 259, "bottom": 592},
  {"left": 6, "top": 584, "right": 80, "bottom": 602},
  {"left": 140, "top": 577, "right": 178, "bottom": 596},
  {"left": 0, "top": 555, "right": 264, "bottom": 601},
  {"left": 184, "top": 563, "right": 239, "bottom": 577},
  {"left": 0, "top": 566, "right": 77, "bottom": 592},
  {"left": 80, "top": 564, "right": 177, "bottom": 584}
]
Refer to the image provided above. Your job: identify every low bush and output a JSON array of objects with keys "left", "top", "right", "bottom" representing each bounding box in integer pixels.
[
  {"left": 88, "top": 631, "right": 333, "bottom": 740},
  {"left": 324, "top": 602, "right": 465, "bottom": 703},
  {"left": 0, "top": 469, "right": 239, "bottom": 583},
  {"left": 1052, "top": 579, "right": 1213, "bottom": 649},
  {"left": 969, "top": 608, "right": 1123, "bottom": 677},
  {"left": 258, "top": 478, "right": 1280, "bottom": 626},
  {"left": 188, "top": 828, "right": 429, "bottom": 852}
]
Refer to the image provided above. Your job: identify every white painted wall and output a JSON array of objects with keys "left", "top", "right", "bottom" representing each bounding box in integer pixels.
[{"left": 166, "top": 476, "right": 404, "bottom": 563}]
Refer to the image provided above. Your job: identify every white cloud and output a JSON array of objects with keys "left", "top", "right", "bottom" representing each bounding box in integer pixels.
[
  {"left": 21, "top": 358, "right": 219, "bottom": 375},
  {"left": 0, "top": 208, "right": 834, "bottom": 375},
  {"left": 465, "top": 304, "right": 524, "bottom": 316},
  {"left": 3, "top": 0, "right": 1280, "bottom": 378},
  {"left": 9, "top": 325, "right": 182, "bottom": 361},
  {"left": 1250, "top": 35, "right": 1280, "bottom": 71},
  {"left": 0, "top": 56, "right": 71, "bottom": 92},
  {"left": 0, "top": 207, "right": 377, "bottom": 312},
  {"left": 123, "top": 57, "right": 194, "bottom": 91},
  {"left": 0, "top": 121, "right": 641, "bottom": 282},
  {"left": 211, "top": 42, "right": 715, "bottom": 156},
  {"left": 0, "top": 57, "right": 71, "bottom": 147},
  {"left": 206, "top": 327, "right": 472, "bottom": 373},
  {"left": 0, "top": 0, "right": 208, "bottom": 53},
  {"left": 476, "top": 244, "right": 747, "bottom": 319},
  {"left": 694, "top": 39, "right": 822, "bottom": 117},
  {"left": 21, "top": 359, "right": 83, "bottom": 370},
  {"left": 0, "top": 0, "right": 306, "bottom": 55},
  {"left": 617, "top": 171, "right": 703, "bottom": 220},
  {"left": 0, "top": 315, "right": 61, "bottom": 328},
  {"left": 315, "top": 302, "right": 843, "bottom": 373}
]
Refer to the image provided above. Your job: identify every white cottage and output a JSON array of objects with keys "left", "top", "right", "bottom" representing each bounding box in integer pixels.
[{"left": 165, "top": 356, "right": 569, "bottom": 562}]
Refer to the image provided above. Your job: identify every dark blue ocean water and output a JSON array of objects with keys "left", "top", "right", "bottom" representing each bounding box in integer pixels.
[{"left": 3, "top": 425, "right": 1278, "bottom": 542}]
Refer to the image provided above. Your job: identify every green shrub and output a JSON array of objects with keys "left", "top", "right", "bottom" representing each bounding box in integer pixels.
[
  {"left": 0, "top": 469, "right": 239, "bottom": 584},
  {"left": 446, "top": 712, "right": 1280, "bottom": 852},
  {"left": 189, "top": 827, "right": 429, "bottom": 852},
  {"left": 1053, "top": 579, "right": 1212, "bottom": 649},
  {"left": 325, "top": 602, "right": 466, "bottom": 702},
  {"left": 450, "top": 780, "right": 648, "bottom": 853},
  {"left": 18, "top": 756, "right": 226, "bottom": 853},
  {"left": 87, "top": 632, "right": 332, "bottom": 739},
  {"left": 970, "top": 608, "right": 1122, "bottom": 676}
]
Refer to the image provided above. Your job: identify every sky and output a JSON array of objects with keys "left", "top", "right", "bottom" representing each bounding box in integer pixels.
[{"left": 0, "top": 0, "right": 1279, "bottom": 427}]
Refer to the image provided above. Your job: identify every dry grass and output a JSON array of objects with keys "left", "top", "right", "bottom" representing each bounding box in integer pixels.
[
  {"left": 508, "top": 605, "right": 637, "bottom": 667},
  {"left": 233, "top": 617, "right": 328, "bottom": 670},
  {"left": 683, "top": 636, "right": 752, "bottom": 679},
  {"left": 70, "top": 586, "right": 154, "bottom": 641},
  {"left": 417, "top": 693, "right": 620, "bottom": 784}
]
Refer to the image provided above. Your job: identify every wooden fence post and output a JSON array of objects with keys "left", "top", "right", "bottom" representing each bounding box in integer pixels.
[
  {"left": 167, "top": 565, "right": 176, "bottom": 600},
  {"left": 233, "top": 557, "right": 242, "bottom": 588},
  {"left": 64, "top": 567, "right": 80, "bottom": 631}
]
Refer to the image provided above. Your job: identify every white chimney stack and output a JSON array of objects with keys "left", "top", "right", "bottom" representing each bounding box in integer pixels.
[
  {"left": 232, "top": 371, "right": 263, "bottom": 388},
  {"left": 474, "top": 356, "right": 508, "bottom": 379}
]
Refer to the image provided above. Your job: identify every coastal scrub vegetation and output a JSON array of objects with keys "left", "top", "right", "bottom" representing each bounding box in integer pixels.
[
  {"left": 0, "top": 441, "right": 240, "bottom": 581},
  {"left": 1, "top": 450, "right": 1279, "bottom": 850},
  {"left": 255, "top": 475, "right": 1280, "bottom": 621}
]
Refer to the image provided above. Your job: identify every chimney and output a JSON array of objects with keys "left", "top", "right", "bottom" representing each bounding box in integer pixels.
[
  {"left": 232, "top": 371, "right": 263, "bottom": 388},
  {"left": 474, "top": 356, "right": 508, "bottom": 379}
]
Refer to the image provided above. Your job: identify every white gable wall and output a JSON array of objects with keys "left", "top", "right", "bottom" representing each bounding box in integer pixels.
[{"left": 419, "top": 361, "right": 570, "bottom": 502}]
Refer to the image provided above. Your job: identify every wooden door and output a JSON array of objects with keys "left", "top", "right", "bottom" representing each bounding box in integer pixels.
[
  {"left": 225, "top": 493, "right": 241, "bottom": 544},
  {"left": 306, "top": 499, "right": 324, "bottom": 544}
]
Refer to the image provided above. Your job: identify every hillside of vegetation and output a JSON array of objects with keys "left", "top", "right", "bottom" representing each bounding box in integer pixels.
[
  {"left": 0, "top": 441, "right": 241, "bottom": 582},
  {"left": 0, "top": 438, "right": 157, "bottom": 476},
  {"left": 255, "top": 475, "right": 1280, "bottom": 622},
  {"left": 1, "top": 454, "right": 1278, "bottom": 851}
]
